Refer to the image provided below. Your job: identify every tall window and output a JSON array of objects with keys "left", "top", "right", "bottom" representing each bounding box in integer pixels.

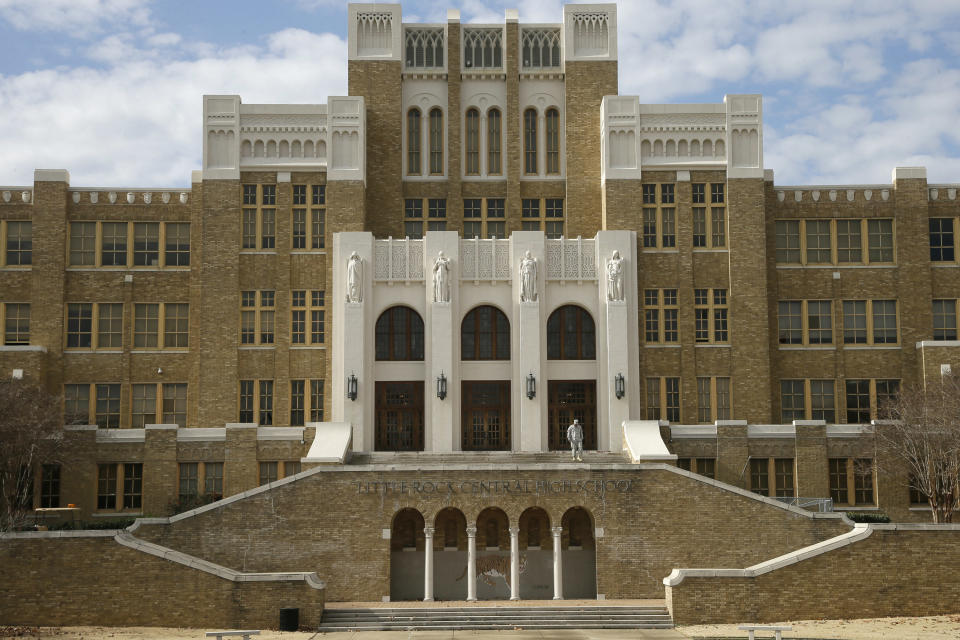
[
  {"left": 3, "top": 221, "right": 32, "bottom": 266},
  {"left": 778, "top": 300, "right": 832, "bottom": 346},
  {"left": 291, "top": 290, "right": 324, "bottom": 345},
  {"left": 487, "top": 108, "right": 502, "bottom": 175},
  {"left": 465, "top": 108, "right": 480, "bottom": 175},
  {"left": 644, "top": 289, "right": 678, "bottom": 344},
  {"left": 929, "top": 218, "right": 956, "bottom": 261},
  {"left": 523, "top": 108, "right": 537, "bottom": 174},
  {"left": 461, "top": 306, "right": 510, "bottom": 360},
  {"left": 692, "top": 183, "right": 726, "bottom": 248},
  {"left": 462, "top": 198, "right": 504, "bottom": 239},
  {"left": 241, "top": 184, "right": 276, "bottom": 250},
  {"left": 547, "top": 305, "right": 595, "bottom": 360},
  {"left": 696, "top": 377, "right": 731, "bottom": 422},
  {"left": 521, "top": 198, "right": 564, "bottom": 238},
  {"left": 429, "top": 108, "right": 444, "bottom": 175},
  {"left": 646, "top": 377, "right": 680, "bottom": 422},
  {"left": 694, "top": 288, "right": 728, "bottom": 343},
  {"left": 829, "top": 458, "right": 875, "bottom": 506},
  {"left": 290, "top": 379, "right": 324, "bottom": 426},
  {"left": 933, "top": 299, "right": 958, "bottom": 340},
  {"left": 375, "top": 306, "right": 424, "bottom": 361},
  {"left": 750, "top": 459, "right": 795, "bottom": 498},
  {"left": 545, "top": 108, "right": 560, "bottom": 174},
  {"left": 240, "top": 291, "right": 275, "bottom": 345},
  {"left": 3, "top": 303, "right": 30, "bottom": 345},
  {"left": 641, "top": 183, "right": 676, "bottom": 249},
  {"left": 407, "top": 108, "right": 421, "bottom": 175},
  {"left": 292, "top": 184, "right": 325, "bottom": 250}
]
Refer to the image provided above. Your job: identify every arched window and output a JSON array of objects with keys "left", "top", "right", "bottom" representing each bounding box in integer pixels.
[
  {"left": 461, "top": 305, "right": 510, "bottom": 360},
  {"left": 407, "top": 108, "right": 421, "bottom": 175},
  {"left": 487, "top": 108, "right": 502, "bottom": 175},
  {"left": 429, "top": 108, "right": 444, "bottom": 175},
  {"left": 547, "top": 305, "right": 596, "bottom": 360},
  {"left": 545, "top": 108, "right": 560, "bottom": 174},
  {"left": 375, "top": 306, "right": 424, "bottom": 361},
  {"left": 465, "top": 108, "right": 480, "bottom": 175},
  {"left": 523, "top": 108, "right": 538, "bottom": 174}
]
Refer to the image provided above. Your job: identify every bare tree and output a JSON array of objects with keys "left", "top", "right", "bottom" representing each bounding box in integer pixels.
[
  {"left": 0, "top": 380, "right": 64, "bottom": 531},
  {"left": 875, "top": 376, "right": 960, "bottom": 523}
]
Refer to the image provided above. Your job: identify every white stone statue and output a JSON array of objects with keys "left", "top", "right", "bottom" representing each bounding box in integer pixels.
[
  {"left": 346, "top": 251, "right": 363, "bottom": 303},
  {"left": 566, "top": 419, "right": 584, "bottom": 461},
  {"left": 606, "top": 250, "right": 624, "bottom": 302},
  {"left": 433, "top": 251, "right": 451, "bottom": 303},
  {"left": 519, "top": 251, "right": 538, "bottom": 303}
]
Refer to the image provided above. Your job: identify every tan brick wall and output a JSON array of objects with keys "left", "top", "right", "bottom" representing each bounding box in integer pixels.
[
  {"left": 666, "top": 527, "right": 960, "bottom": 624},
  {"left": 131, "top": 465, "right": 848, "bottom": 601},
  {"left": 0, "top": 535, "right": 324, "bottom": 628}
]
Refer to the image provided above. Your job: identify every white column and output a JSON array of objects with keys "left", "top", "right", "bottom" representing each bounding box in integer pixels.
[
  {"left": 466, "top": 525, "right": 477, "bottom": 601},
  {"left": 423, "top": 526, "right": 435, "bottom": 602},
  {"left": 551, "top": 526, "right": 563, "bottom": 600},
  {"left": 509, "top": 526, "right": 520, "bottom": 600}
]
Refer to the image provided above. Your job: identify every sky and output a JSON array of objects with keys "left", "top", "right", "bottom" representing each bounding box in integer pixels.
[{"left": 1, "top": 0, "right": 960, "bottom": 188}]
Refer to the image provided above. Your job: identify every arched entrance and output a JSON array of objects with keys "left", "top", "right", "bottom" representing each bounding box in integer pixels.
[
  {"left": 561, "top": 506, "right": 597, "bottom": 598},
  {"left": 518, "top": 507, "right": 553, "bottom": 599},
  {"left": 389, "top": 508, "right": 425, "bottom": 601},
  {"left": 474, "top": 507, "right": 512, "bottom": 599},
  {"left": 433, "top": 507, "right": 467, "bottom": 600}
]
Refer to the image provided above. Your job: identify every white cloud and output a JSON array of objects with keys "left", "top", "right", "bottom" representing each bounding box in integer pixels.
[
  {"left": 0, "top": 28, "right": 347, "bottom": 187},
  {"left": 0, "top": 0, "right": 152, "bottom": 36}
]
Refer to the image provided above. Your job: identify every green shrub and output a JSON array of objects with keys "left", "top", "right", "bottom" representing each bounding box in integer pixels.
[
  {"left": 168, "top": 492, "right": 219, "bottom": 515},
  {"left": 845, "top": 511, "right": 891, "bottom": 523}
]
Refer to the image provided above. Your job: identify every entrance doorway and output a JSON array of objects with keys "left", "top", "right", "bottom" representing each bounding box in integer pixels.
[
  {"left": 548, "top": 380, "right": 597, "bottom": 451},
  {"left": 375, "top": 381, "right": 424, "bottom": 451},
  {"left": 461, "top": 381, "right": 510, "bottom": 451}
]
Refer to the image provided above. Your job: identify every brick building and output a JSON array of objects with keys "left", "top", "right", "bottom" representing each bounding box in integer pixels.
[{"left": 2, "top": 1, "right": 960, "bottom": 605}]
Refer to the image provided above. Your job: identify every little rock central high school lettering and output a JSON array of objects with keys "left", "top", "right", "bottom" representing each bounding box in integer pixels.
[{"left": 356, "top": 478, "right": 635, "bottom": 496}]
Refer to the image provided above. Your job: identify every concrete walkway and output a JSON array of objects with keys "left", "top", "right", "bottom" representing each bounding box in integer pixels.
[{"left": 307, "top": 631, "right": 688, "bottom": 638}]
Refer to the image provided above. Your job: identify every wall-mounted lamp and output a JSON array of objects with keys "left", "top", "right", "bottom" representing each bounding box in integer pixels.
[
  {"left": 437, "top": 371, "right": 447, "bottom": 400},
  {"left": 347, "top": 373, "right": 358, "bottom": 401},
  {"left": 157, "top": 367, "right": 163, "bottom": 375},
  {"left": 526, "top": 372, "right": 537, "bottom": 400},
  {"left": 615, "top": 373, "right": 625, "bottom": 399}
]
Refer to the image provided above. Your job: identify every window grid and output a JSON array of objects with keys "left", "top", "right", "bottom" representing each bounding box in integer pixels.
[
  {"left": 523, "top": 108, "right": 537, "bottom": 174},
  {"left": 694, "top": 288, "right": 728, "bottom": 343},
  {"left": 291, "top": 290, "right": 325, "bottom": 346},
  {"left": 240, "top": 184, "right": 277, "bottom": 250},
  {"left": 778, "top": 300, "right": 834, "bottom": 346},
  {"left": 520, "top": 198, "right": 564, "bottom": 238},
  {"left": 66, "top": 303, "right": 128, "bottom": 350},
  {"left": 643, "top": 289, "right": 678, "bottom": 344},
  {"left": 132, "top": 302, "right": 189, "bottom": 349},
  {"left": 775, "top": 218, "right": 895, "bottom": 266},
  {"left": 290, "top": 379, "right": 325, "bottom": 426},
  {"left": 829, "top": 458, "right": 876, "bottom": 507},
  {"left": 2, "top": 302, "right": 30, "bottom": 345},
  {"left": 780, "top": 379, "right": 838, "bottom": 423},
  {"left": 933, "top": 299, "right": 958, "bottom": 340},
  {"left": 692, "top": 184, "right": 726, "bottom": 249},
  {"left": 845, "top": 378, "right": 900, "bottom": 423},
  {"left": 292, "top": 184, "right": 326, "bottom": 250},
  {"left": 463, "top": 198, "right": 506, "bottom": 239},
  {"left": 69, "top": 221, "right": 190, "bottom": 268},
  {"left": 676, "top": 457, "right": 716, "bottom": 479},
  {"left": 429, "top": 108, "right": 444, "bottom": 175},
  {"left": 929, "top": 217, "right": 957, "bottom": 262},
  {"left": 645, "top": 377, "right": 680, "bottom": 422},
  {"left": 238, "top": 379, "right": 275, "bottom": 425},
  {"left": 2, "top": 220, "right": 32, "bottom": 266},
  {"left": 240, "top": 290, "right": 275, "bottom": 346},
  {"left": 696, "top": 376, "right": 732, "bottom": 423}
]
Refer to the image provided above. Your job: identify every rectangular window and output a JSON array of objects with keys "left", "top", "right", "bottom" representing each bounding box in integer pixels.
[
  {"left": 239, "top": 380, "right": 254, "bottom": 422},
  {"left": 285, "top": 461, "right": 302, "bottom": 477},
  {"left": 67, "top": 303, "right": 93, "bottom": 348},
  {"left": 165, "top": 222, "right": 190, "bottom": 266},
  {"left": 845, "top": 379, "right": 871, "bottom": 423},
  {"left": 809, "top": 380, "right": 836, "bottom": 422},
  {"left": 875, "top": 379, "right": 900, "bottom": 418},
  {"left": 162, "top": 383, "right": 187, "bottom": 426},
  {"left": 97, "top": 303, "right": 123, "bottom": 348},
  {"left": 97, "top": 464, "right": 117, "bottom": 509},
  {"left": 780, "top": 380, "right": 805, "bottom": 422},
  {"left": 933, "top": 299, "right": 958, "bottom": 340},
  {"left": 696, "top": 376, "right": 732, "bottom": 423},
  {"left": 101, "top": 222, "right": 128, "bottom": 266},
  {"left": 867, "top": 219, "right": 894, "bottom": 263},
  {"left": 641, "top": 185, "right": 679, "bottom": 250},
  {"left": 929, "top": 218, "right": 956, "bottom": 262},
  {"left": 775, "top": 220, "right": 801, "bottom": 263},
  {"left": 5, "top": 221, "right": 32, "bottom": 266},
  {"left": 290, "top": 290, "right": 324, "bottom": 346},
  {"left": 750, "top": 459, "right": 769, "bottom": 496},
  {"left": 677, "top": 457, "right": 716, "bottom": 479},
  {"left": 95, "top": 383, "right": 121, "bottom": 428},
  {"left": 404, "top": 198, "right": 424, "bottom": 239},
  {"left": 661, "top": 208, "right": 676, "bottom": 248},
  {"left": 778, "top": 301, "right": 802, "bottom": 344},
  {"left": 134, "top": 303, "right": 159, "bottom": 348},
  {"left": 716, "top": 377, "right": 731, "bottom": 420},
  {"left": 66, "top": 302, "right": 125, "bottom": 350},
  {"left": 643, "top": 289, "right": 678, "bottom": 343},
  {"left": 131, "top": 383, "right": 156, "bottom": 428},
  {"left": 842, "top": 300, "right": 867, "bottom": 344},
  {"left": 259, "top": 461, "right": 278, "bottom": 485},
  {"left": 291, "top": 379, "right": 305, "bottom": 426},
  {"left": 40, "top": 464, "right": 61, "bottom": 508},
  {"left": 205, "top": 462, "right": 224, "bottom": 499},
  {"left": 3, "top": 303, "right": 30, "bottom": 345},
  {"left": 692, "top": 183, "right": 705, "bottom": 204},
  {"left": 645, "top": 377, "right": 660, "bottom": 420},
  {"left": 123, "top": 463, "right": 142, "bottom": 509},
  {"left": 428, "top": 198, "right": 447, "bottom": 231},
  {"left": 487, "top": 109, "right": 501, "bottom": 174},
  {"left": 64, "top": 384, "right": 91, "bottom": 424},
  {"left": 829, "top": 458, "right": 848, "bottom": 505},
  {"left": 179, "top": 462, "right": 199, "bottom": 500},
  {"left": 694, "top": 289, "right": 728, "bottom": 343},
  {"left": 774, "top": 458, "right": 795, "bottom": 497},
  {"left": 310, "top": 379, "right": 324, "bottom": 422},
  {"left": 133, "top": 222, "right": 160, "bottom": 266},
  {"left": 693, "top": 208, "right": 707, "bottom": 248},
  {"left": 311, "top": 208, "right": 326, "bottom": 248},
  {"left": 697, "top": 377, "right": 711, "bottom": 423},
  {"left": 806, "top": 300, "right": 833, "bottom": 345},
  {"left": 259, "top": 379, "right": 274, "bottom": 426},
  {"left": 854, "top": 459, "right": 874, "bottom": 505},
  {"left": 647, "top": 377, "right": 680, "bottom": 421},
  {"left": 711, "top": 207, "right": 726, "bottom": 248},
  {"left": 665, "top": 377, "right": 680, "bottom": 422},
  {"left": 239, "top": 291, "right": 275, "bottom": 346},
  {"left": 836, "top": 219, "right": 862, "bottom": 263},
  {"left": 69, "top": 222, "right": 97, "bottom": 266},
  {"left": 163, "top": 303, "right": 189, "bottom": 348},
  {"left": 240, "top": 184, "right": 277, "bottom": 250},
  {"left": 642, "top": 208, "right": 657, "bottom": 248},
  {"left": 805, "top": 220, "right": 831, "bottom": 263},
  {"left": 292, "top": 208, "right": 307, "bottom": 249},
  {"left": 872, "top": 299, "right": 898, "bottom": 344}
]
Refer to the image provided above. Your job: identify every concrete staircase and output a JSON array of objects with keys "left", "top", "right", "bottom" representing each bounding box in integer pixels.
[
  {"left": 318, "top": 604, "right": 673, "bottom": 631},
  {"left": 349, "top": 450, "right": 631, "bottom": 466}
]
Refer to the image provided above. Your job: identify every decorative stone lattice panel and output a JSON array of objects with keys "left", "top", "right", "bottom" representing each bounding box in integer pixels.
[
  {"left": 546, "top": 238, "right": 596, "bottom": 281},
  {"left": 571, "top": 12, "right": 608, "bottom": 56},
  {"left": 357, "top": 12, "right": 393, "bottom": 56},
  {"left": 463, "top": 28, "right": 502, "bottom": 70},
  {"left": 460, "top": 238, "right": 510, "bottom": 282},
  {"left": 404, "top": 27, "right": 444, "bottom": 69},
  {"left": 374, "top": 238, "right": 424, "bottom": 282},
  {"left": 521, "top": 28, "right": 561, "bottom": 69}
]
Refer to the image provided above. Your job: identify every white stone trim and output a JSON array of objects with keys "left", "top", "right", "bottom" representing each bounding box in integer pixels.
[
  {"left": 670, "top": 425, "right": 717, "bottom": 439},
  {"left": 96, "top": 428, "right": 146, "bottom": 443},
  {"left": 256, "top": 426, "right": 305, "bottom": 441},
  {"left": 177, "top": 428, "right": 227, "bottom": 442},
  {"left": 748, "top": 424, "right": 796, "bottom": 438},
  {"left": 664, "top": 522, "right": 960, "bottom": 587}
]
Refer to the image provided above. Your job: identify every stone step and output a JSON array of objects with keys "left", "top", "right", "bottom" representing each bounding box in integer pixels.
[
  {"left": 349, "top": 451, "right": 630, "bottom": 466},
  {"left": 319, "top": 606, "right": 672, "bottom": 632}
]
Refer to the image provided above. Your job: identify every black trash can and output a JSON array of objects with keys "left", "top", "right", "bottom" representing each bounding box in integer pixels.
[{"left": 278, "top": 607, "right": 299, "bottom": 631}]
